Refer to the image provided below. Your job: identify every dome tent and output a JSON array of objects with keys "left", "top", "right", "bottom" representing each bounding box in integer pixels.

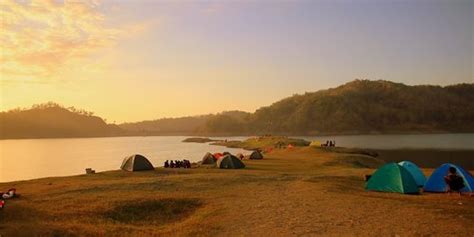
[
  {"left": 424, "top": 163, "right": 474, "bottom": 193},
  {"left": 398, "top": 161, "right": 427, "bottom": 187},
  {"left": 202, "top": 152, "right": 216, "bottom": 164},
  {"left": 249, "top": 151, "right": 263, "bottom": 160},
  {"left": 121, "top": 154, "right": 154, "bottom": 172},
  {"left": 366, "top": 163, "right": 419, "bottom": 194},
  {"left": 217, "top": 155, "right": 245, "bottom": 169}
]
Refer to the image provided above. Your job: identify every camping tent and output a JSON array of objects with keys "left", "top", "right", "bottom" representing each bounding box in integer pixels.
[
  {"left": 366, "top": 163, "right": 419, "bottom": 194},
  {"left": 214, "top": 153, "right": 224, "bottom": 159},
  {"left": 121, "top": 154, "right": 154, "bottom": 172},
  {"left": 216, "top": 155, "right": 245, "bottom": 169},
  {"left": 249, "top": 151, "right": 263, "bottom": 160},
  {"left": 424, "top": 163, "right": 474, "bottom": 193},
  {"left": 202, "top": 152, "right": 216, "bottom": 164},
  {"left": 398, "top": 161, "right": 427, "bottom": 187},
  {"left": 309, "top": 141, "right": 321, "bottom": 147}
]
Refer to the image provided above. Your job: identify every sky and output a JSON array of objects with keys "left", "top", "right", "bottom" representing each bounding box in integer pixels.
[{"left": 1, "top": 0, "right": 473, "bottom": 123}]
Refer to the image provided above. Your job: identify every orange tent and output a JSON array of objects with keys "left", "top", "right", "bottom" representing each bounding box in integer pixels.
[{"left": 213, "top": 153, "right": 224, "bottom": 159}]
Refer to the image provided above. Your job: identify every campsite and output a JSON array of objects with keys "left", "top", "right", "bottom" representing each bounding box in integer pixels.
[
  {"left": 1, "top": 0, "right": 473, "bottom": 235},
  {"left": 1, "top": 136, "right": 473, "bottom": 236}
]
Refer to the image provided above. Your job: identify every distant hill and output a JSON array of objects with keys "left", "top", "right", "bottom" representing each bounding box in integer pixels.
[
  {"left": 2, "top": 80, "right": 473, "bottom": 139},
  {"left": 120, "top": 80, "right": 474, "bottom": 135},
  {"left": 119, "top": 111, "right": 251, "bottom": 136},
  {"left": 247, "top": 80, "right": 474, "bottom": 134},
  {"left": 0, "top": 102, "right": 123, "bottom": 139}
]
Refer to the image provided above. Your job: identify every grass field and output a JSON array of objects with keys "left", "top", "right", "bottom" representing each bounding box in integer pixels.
[{"left": 1, "top": 146, "right": 473, "bottom": 236}]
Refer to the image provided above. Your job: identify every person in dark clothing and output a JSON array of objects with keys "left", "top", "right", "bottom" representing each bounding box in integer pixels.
[
  {"left": 444, "top": 167, "right": 465, "bottom": 196},
  {"left": 164, "top": 160, "right": 170, "bottom": 168},
  {"left": 170, "top": 160, "right": 175, "bottom": 168}
]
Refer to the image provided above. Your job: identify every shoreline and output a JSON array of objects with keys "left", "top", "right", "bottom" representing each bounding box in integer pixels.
[
  {"left": 1, "top": 146, "right": 473, "bottom": 184},
  {"left": 1, "top": 146, "right": 473, "bottom": 236}
]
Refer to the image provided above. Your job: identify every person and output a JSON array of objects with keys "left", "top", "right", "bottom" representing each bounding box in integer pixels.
[
  {"left": 333, "top": 140, "right": 336, "bottom": 147},
  {"left": 1, "top": 189, "right": 17, "bottom": 199},
  {"left": 444, "top": 167, "right": 465, "bottom": 196},
  {"left": 329, "top": 141, "right": 333, "bottom": 147},
  {"left": 170, "top": 160, "right": 175, "bottom": 168},
  {"left": 164, "top": 160, "right": 170, "bottom": 168}
]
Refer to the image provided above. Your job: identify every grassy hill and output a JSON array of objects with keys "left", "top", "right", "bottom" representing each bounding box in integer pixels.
[{"left": 0, "top": 102, "right": 123, "bottom": 139}]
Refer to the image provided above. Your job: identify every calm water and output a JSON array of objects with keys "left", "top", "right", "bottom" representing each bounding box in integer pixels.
[
  {"left": 1, "top": 134, "right": 473, "bottom": 183},
  {"left": 297, "top": 133, "right": 474, "bottom": 150},
  {"left": 0, "top": 136, "right": 247, "bottom": 183}
]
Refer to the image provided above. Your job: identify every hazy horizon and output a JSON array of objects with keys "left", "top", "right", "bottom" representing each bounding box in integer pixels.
[{"left": 1, "top": 0, "right": 473, "bottom": 123}]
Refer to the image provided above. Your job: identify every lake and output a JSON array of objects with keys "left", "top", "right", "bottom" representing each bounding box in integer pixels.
[
  {"left": 1, "top": 134, "right": 473, "bottom": 183},
  {"left": 0, "top": 136, "right": 247, "bottom": 183}
]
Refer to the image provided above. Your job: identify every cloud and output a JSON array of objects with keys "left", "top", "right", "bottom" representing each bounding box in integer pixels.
[{"left": 0, "top": 0, "right": 121, "bottom": 80}]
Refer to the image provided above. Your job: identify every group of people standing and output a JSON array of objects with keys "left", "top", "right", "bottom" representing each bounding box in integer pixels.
[
  {"left": 164, "top": 160, "right": 191, "bottom": 168},
  {"left": 322, "top": 140, "right": 336, "bottom": 147}
]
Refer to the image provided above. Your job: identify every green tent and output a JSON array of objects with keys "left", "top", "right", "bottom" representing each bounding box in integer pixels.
[
  {"left": 217, "top": 155, "right": 245, "bottom": 169},
  {"left": 366, "top": 163, "right": 419, "bottom": 194},
  {"left": 249, "top": 151, "right": 263, "bottom": 160},
  {"left": 202, "top": 152, "right": 216, "bottom": 164},
  {"left": 121, "top": 154, "right": 154, "bottom": 172}
]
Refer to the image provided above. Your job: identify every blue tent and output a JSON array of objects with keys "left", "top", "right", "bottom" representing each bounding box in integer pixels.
[
  {"left": 398, "top": 161, "right": 426, "bottom": 187},
  {"left": 424, "top": 163, "right": 474, "bottom": 193}
]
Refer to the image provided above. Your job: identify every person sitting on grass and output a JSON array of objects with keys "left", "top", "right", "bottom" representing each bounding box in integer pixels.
[
  {"left": 444, "top": 167, "right": 465, "bottom": 196},
  {"left": 1, "top": 189, "right": 18, "bottom": 199},
  {"left": 164, "top": 160, "right": 170, "bottom": 168},
  {"left": 170, "top": 160, "right": 175, "bottom": 168}
]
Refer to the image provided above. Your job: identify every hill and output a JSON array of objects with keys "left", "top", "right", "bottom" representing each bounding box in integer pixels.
[
  {"left": 119, "top": 111, "right": 251, "bottom": 136},
  {"left": 2, "top": 80, "right": 473, "bottom": 138},
  {"left": 247, "top": 80, "right": 474, "bottom": 134},
  {"left": 0, "top": 102, "right": 123, "bottom": 139},
  {"left": 122, "top": 80, "right": 474, "bottom": 135}
]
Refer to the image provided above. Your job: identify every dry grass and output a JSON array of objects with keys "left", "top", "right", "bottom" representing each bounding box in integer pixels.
[{"left": 1, "top": 147, "right": 473, "bottom": 236}]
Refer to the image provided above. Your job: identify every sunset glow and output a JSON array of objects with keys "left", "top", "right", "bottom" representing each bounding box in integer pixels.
[{"left": 1, "top": 0, "right": 472, "bottom": 122}]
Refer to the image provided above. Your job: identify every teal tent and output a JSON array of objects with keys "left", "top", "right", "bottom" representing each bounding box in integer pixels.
[
  {"left": 398, "top": 161, "right": 427, "bottom": 187},
  {"left": 366, "top": 163, "right": 419, "bottom": 194}
]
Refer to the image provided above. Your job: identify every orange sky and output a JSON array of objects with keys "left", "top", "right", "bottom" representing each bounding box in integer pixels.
[{"left": 1, "top": 0, "right": 472, "bottom": 123}]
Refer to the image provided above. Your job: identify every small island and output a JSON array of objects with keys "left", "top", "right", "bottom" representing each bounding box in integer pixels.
[{"left": 182, "top": 137, "right": 220, "bottom": 143}]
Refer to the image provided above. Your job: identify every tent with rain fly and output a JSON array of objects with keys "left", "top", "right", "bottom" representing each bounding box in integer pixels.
[
  {"left": 202, "top": 152, "right": 216, "bottom": 165},
  {"left": 366, "top": 163, "right": 419, "bottom": 194},
  {"left": 249, "top": 151, "right": 263, "bottom": 160},
  {"left": 424, "top": 163, "right": 474, "bottom": 193},
  {"left": 121, "top": 154, "right": 154, "bottom": 172},
  {"left": 398, "top": 161, "right": 426, "bottom": 187},
  {"left": 217, "top": 155, "right": 245, "bottom": 169}
]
